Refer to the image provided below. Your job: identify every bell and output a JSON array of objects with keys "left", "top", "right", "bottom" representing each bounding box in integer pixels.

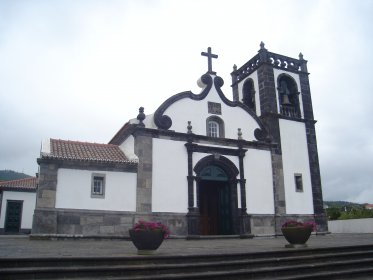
[{"left": 282, "top": 94, "right": 291, "bottom": 105}]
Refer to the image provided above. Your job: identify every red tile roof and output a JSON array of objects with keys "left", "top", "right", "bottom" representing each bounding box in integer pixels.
[
  {"left": 41, "top": 139, "right": 136, "bottom": 164},
  {"left": 0, "top": 177, "right": 37, "bottom": 191}
]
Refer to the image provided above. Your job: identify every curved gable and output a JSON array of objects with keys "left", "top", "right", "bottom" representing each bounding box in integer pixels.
[
  {"left": 153, "top": 74, "right": 268, "bottom": 141},
  {"left": 154, "top": 74, "right": 213, "bottom": 130}
]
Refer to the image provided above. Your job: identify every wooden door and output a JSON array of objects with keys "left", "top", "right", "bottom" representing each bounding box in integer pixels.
[
  {"left": 199, "top": 182, "right": 219, "bottom": 235},
  {"left": 218, "top": 183, "right": 232, "bottom": 235},
  {"left": 5, "top": 200, "right": 23, "bottom": 233},
  {"left": 199, "top": 180, "right": 232, "bottom": 235}
]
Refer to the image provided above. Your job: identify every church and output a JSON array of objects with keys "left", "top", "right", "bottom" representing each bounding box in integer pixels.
[{"left": 32, "top": 43, "right": 328, "bottom": 237}]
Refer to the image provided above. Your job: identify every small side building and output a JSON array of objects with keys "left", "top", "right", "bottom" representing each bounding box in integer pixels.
[{"left": 0, "top": 177, "right": 37, "bottom": 234}]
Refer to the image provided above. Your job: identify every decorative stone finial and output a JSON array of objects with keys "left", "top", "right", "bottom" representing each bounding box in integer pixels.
[
  {"left": 238, "top": 128, "right": 243, "bottom": 140},
  {"left": 258, "top": 42, "right": 268, "bottom": 61},
  {"left": 137, "top": 107, "right": 145, "bottom": 127},
  {"left": 187, "top": 121, "right": 192, "bottom": 134},
  {"left": 299, "top": 52, "right": 308, "bottom": 72},
  {"left": 233, "top": 64, "right": 237, "bottom": 71},
  {"left": 260, "top": 41, "right": 266, "bottom": 50}
]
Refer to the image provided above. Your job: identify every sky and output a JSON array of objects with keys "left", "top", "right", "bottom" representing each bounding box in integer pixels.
[{"left": 0, "top": 0, "right": 372, "bottom": 203}]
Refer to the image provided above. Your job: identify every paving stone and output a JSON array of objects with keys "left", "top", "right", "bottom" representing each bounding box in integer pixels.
[{"left": 0, "top": 233, "right": 372, "bottom": 258}]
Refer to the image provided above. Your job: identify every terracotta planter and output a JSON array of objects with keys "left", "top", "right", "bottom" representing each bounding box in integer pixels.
[
  {"left": 281, "top": 227, "right": 312, "bottom": 247},
  {"left": 129, "top": 229, "right": 164, "bottom": 255}
]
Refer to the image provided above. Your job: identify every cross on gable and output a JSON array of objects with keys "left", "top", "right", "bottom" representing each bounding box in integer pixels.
[{"left": 201, "top": 47, "right": 218, "bottom": 74}]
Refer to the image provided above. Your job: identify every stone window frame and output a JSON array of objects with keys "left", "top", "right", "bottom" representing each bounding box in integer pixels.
[
  {"left": 206, "top": 116, "right": 225, "bottom": 138},
  {"left": 91, "top": 173, "right": 106, "bottom": 198},
  {"left": 294, "top": 173, "right": 303, "bottom": 192}
]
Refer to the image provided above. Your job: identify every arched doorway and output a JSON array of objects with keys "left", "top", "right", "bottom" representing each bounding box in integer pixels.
[
  {"left": 198, "top": 165, "right": 232, "bottom": 235},
  {"left": 193, "top": 155, "right": 239, "bottom": 235}
]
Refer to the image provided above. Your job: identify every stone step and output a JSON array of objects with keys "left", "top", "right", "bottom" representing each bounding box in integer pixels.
[
  {"left": 51, "top": 260, "right": 373, "bottom": 279},
  {"left": 0, "top": 246, "right": 373, "bottom": 280},
  {"left": 1, "top": 248, "right": 373, "bottom": 279},
  {"left": 273, "top": 267, "right": 373, "bottom": 280},
  {"left": 1, "top": 244, "right": 373, "bottom": 268}
]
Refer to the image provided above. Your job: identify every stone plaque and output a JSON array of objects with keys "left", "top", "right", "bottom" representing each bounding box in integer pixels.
[{"left": 208, "top": 102, "right": 221, "bottom": 115}]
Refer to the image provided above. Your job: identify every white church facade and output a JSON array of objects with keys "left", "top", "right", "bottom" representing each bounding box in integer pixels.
[{"left": 32, "top": 43, "right": 327, "bottom": 237}]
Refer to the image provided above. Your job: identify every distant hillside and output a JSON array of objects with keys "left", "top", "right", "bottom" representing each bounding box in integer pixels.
[
  {"left": 324, "top": 200, "right": 364, "bottom": 208},
  {"left": 0, "top": 170, "right": 32, "bottom": 181}
]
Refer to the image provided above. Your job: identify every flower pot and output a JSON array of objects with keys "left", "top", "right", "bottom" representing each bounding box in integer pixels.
[
  {"left": 281, "top": 227, "right": 312, "bottom": 247},
  {"left": 129, "top": 229, "right": 164, "bottom": 255}
]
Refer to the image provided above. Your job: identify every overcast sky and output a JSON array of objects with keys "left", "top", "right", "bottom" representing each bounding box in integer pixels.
[{"left": 0, "top": 0, "right": 372, "bottom": 203}]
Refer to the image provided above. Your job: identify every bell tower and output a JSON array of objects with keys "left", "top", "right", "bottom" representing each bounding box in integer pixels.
[{"left": 231, "top": 42, "right": 327, "bottom": 233}]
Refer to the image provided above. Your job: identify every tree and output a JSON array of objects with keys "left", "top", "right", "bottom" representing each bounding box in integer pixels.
[
  {"left": 326, "top": 207, "right": 341, "bottom": 220},
  {"left": 0, "top": 170, "right": 31, "bottom": 181}
]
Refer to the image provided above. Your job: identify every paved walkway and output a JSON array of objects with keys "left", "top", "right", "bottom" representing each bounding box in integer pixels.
[{"left": 0, "top": 233, "right": 372, "bottom": 258}]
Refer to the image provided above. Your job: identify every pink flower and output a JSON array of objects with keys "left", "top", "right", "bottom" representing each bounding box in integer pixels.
[
  {"left": 132, "top": 220, "right": 170, "bottom": 238},
  {"left": 282, "top": 220, "right": 316, "bottom": 231}
]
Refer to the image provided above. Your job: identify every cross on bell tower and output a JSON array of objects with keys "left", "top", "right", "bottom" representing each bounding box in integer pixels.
[{"left": 201, "top": 47, "right": 218, "bottom": 74}]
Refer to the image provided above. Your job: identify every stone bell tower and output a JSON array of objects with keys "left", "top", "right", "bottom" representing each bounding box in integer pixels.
[{"left": 231, "top": 42, "right": 328, "bottom": 233}]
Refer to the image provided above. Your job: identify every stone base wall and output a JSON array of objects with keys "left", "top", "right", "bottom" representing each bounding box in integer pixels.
[
  {"left": 32, "top": 208, "right": 318, "bottom": 237},
  {"left": 250, "top": 215, "right": 275, "bottom": 235},
  {"left": 32, "top": 208, "right": 188, "bottom": 237},
  {"left": 249, "top": 214, "right": 318, "bottom": 236},
  {"left": 0, "top": 228, "right": 31, "bottom": 234},
  {"left": 328, "top": 218, "right": 373, "bottom": 234}
]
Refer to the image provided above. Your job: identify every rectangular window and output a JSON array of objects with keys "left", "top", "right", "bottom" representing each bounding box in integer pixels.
[
  {"left": 294, "top": 173, "right": 303, "bottom": 192},
  {"left": 91, "top": 174, "right": 105, "bottom": 198},
  {"left": 208, "top": 121, "right": 219, "bottom": 137}
]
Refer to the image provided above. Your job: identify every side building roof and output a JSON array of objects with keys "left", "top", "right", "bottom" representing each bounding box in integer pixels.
[
  {"left": 40, "top": 138, "right": 138, "bottom": 164},
  {"left": 0, "top": 177, "right": 37, "bottom": 192}
]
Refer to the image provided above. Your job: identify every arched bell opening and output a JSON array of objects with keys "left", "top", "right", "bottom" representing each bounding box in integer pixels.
[
  {"left": 242, "top": 79, "right": 256, "bottom": 113},
  {"left": 277, "top": 74, "right": 301, "bottom": 118}
]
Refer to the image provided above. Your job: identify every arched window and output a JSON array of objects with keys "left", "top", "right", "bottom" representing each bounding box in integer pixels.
[
  {"left": 206, "top": 116, "right": 225, "bottom": 138},
  {"left": 242, "top": 79, "right": 256, "bottom": 113}
]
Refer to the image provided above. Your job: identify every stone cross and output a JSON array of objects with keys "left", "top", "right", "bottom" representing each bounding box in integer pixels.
[{"left": 201, "top": 47, "right": 218, "bottom": 73}]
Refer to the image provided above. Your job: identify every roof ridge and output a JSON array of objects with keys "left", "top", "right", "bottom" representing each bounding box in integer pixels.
[
  {"left": 0, "top": 177, "right": 36, "bottom": 184},
  {"left": 0, "top": 177, "right": 37, "bottom": 191},
  {"left": 46, "top": 138, "right": 138, "bottom": 164},
  {"left": 50, "top": 138, "right": 118, "bottom": 147}
]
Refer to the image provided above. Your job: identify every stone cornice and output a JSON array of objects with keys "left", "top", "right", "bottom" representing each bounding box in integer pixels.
[
  {"left": 133, "top": 127, "right": 274, "bottom": 150},
  {"left": 37, "top": 157, "right": 137, "bottom": 173}
]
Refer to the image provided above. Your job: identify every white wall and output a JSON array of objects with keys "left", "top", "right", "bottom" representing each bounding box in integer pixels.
[
  {"left": 244, "top": 149, "right": 275, "bottom": 214},
  {"left": 280, "top": 119, "right": 314, "bottom": 214},
  {"left": 328, "top": 218, "right": 373, "bottom": 233},
  {"left": 55, "top": 169, "right": 137, "bottom": 211},
  {"left": 119, "top": 135, "right": 138, "bottom": 161},
  {"left": 152, "top": 138, "right": 189, "bottom": 213},
  {"left": 0, "top": 191, "right": 36, "bottom": 229}
]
